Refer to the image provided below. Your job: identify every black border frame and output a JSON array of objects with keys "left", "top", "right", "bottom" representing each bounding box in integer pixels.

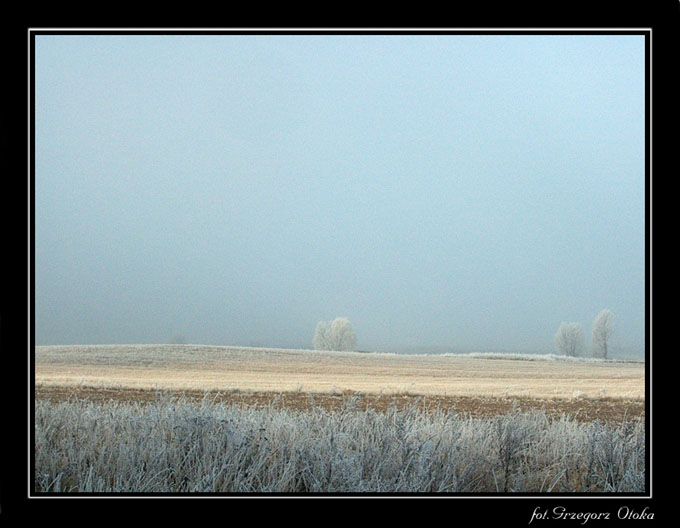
[{"left": 3, "top": 1, "right": 673, "bottom": 519}]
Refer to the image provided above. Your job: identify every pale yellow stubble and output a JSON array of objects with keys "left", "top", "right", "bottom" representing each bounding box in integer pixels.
[{"left": 34, "top": 345, "right": 645, "bottom": 400}]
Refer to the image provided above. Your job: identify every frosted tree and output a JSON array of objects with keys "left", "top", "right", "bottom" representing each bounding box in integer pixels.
[
  {"left": 312, "top": 321, "right": 330, "bottom": 350},
  {"left": 591, "top": 309, "right": 614, "bottom": 359},
  {"left": 555, "top": 322, "right": 585, "bottom": 357},
  {"left": 313, "top": 317, "right": 357, "bottom": 351}
]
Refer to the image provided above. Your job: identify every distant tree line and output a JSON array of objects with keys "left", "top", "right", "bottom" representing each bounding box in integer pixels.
[
  {"left": 555, "top": 309, "right": 614, "bottom": 359},
  {"left": 311, "top": 312, "right": 615, "bottom": 358}
]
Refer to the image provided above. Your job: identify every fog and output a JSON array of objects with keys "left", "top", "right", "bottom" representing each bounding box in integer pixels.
[{"left": 34, "top": 34, "right": 646, "bottom": 357}]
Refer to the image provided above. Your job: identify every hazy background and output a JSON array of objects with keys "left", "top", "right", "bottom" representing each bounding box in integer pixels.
[{"left": 34, "top": 34, "right": 646, "bottom": 357}]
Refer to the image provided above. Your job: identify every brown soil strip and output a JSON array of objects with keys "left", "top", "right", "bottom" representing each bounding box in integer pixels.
[{"left": 34, "top": 385, "right": 645, "bottom": 423}]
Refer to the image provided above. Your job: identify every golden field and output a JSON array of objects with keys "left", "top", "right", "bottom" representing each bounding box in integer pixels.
[{"left": 34, "top": 344, "right": 645, "bottom": 400}]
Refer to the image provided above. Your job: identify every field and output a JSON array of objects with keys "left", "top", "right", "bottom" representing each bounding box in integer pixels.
[
  {"left": 35, "top": 344, "right": 644, "bottom": 396},
  {"left": 35, "top": 344, "right": 645, "bottom": 422},
  {"left": 34, "top": 345, "right": 646, "bottom": 493}
]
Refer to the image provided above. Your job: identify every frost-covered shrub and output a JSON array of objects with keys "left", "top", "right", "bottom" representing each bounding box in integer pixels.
[{"left": 34, "top": 396, "right": 645, "bottom": 493}]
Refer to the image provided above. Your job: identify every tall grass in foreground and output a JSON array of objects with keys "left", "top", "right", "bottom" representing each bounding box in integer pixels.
[{"left": 34, "top": 396, "right": 645, "bottom": 493}]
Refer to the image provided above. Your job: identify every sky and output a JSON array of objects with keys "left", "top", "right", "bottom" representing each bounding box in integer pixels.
[{"left": 34, "top": 33, "right": 646, "bottom": 355}]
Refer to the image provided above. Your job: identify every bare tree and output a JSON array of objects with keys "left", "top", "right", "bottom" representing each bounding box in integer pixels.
[
  {"left": 555, "top": 322, "right": 585, "bottom": 357},
  {"left": 313, "top": 317, "right": 357, "bottom": 351},
  {"left": 591, "top": 309, "right": 614, "bottom": 359},
  {"left": 313, "top": 321, "right": 330, "bottom": 350}
]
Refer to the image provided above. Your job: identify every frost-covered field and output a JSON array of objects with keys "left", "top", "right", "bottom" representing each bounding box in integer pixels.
[
  {"left": 34, "top": 396, "right": 645, "bottom": 494},
  {"left": 35, "top": 345, "right": 645, "bottom": 400},
  {"left": 458, "top": 352, "right": 643, "bottom": 363},
  {"left": 34, "top": 346, "right": 646, "bottom": 494}
]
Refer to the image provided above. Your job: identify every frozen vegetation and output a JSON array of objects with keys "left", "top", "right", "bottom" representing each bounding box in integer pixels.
[
  {"left": 34, "top": 396, "right": 645, "bottom": 493},
  {"left": 456, "top": 352, "right": 644, "bottom": 364}
]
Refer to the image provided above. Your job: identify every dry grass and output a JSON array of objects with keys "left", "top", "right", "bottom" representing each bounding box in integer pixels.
[
  {"left": 34, "top": 396, "right": 646, "bottom": 493},
  {"left": 35, "top": 344, "right": 645, "bottom": 400}
]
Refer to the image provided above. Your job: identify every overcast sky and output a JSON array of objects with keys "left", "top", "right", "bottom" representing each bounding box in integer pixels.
[{"left": 34, "top": 33, "right": 646, "bottom": 354}]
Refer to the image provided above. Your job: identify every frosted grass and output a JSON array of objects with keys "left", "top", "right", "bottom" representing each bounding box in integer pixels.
[
  {"left": 34, "top": 396, "right": 645, "bottom": 493},
  {"left": 457, "top": 352, "right": 644, "bottom": 364}
]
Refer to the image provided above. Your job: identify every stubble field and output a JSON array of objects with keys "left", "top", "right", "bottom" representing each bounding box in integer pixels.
[{"left": 35, "top": 344, "right": 645, "bottom": 422}]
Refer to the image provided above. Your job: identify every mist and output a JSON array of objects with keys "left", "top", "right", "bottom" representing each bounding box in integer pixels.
[{"left": 34, "top": 34, "right": 646, "bottom": 357}]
